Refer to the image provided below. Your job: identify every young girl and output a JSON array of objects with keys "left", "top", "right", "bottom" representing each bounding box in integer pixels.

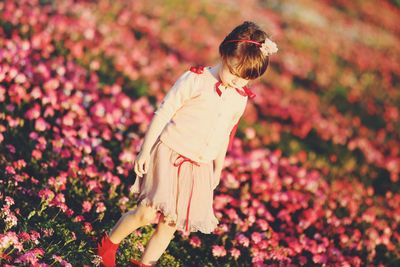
[{"left": 96, "top": 21, "right": 278, "bottom": 267}]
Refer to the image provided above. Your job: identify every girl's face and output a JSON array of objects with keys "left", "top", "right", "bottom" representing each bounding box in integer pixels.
[{"left": 219, "top": 58, "right": 250, "bottom": 89}]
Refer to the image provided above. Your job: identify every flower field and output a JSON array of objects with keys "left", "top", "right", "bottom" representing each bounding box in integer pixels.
[{"left": 0, "top": 0, "right": 399, "bottom": 266}]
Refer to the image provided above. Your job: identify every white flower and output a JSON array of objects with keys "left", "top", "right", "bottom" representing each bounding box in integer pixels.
[{"left": 260, "top": 38, "right": 278, "bottom": 56}]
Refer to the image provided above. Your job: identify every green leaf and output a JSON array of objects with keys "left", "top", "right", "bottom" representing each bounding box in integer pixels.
[{"left": 28, "top": 210, "right": 36, "bottom": 220}]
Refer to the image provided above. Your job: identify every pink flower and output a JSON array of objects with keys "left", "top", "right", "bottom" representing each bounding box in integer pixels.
[
  {"left": 0, "top": 232, "right": 19, "bottom": 251},
  {"left": 92, "top": 103, "right": 106, "bottom": 117},
  {"left": 52, "top": 255, "right": 63, "bottom": 262},
  {"left": 25, "top": 103, "right": 41, "bottom": 120},
  {"left": 35, "top": 118, "right": 47, "bottom": 131},
  {"left": 2, "top": 211, "right": 18, "bottom": 229},
  {"left": 6, "top": 144, "right": 16, "bottom": 154},
  {"left": 119, "top": 150, "right": 135, "bottom": 162},
  {"left": 106, "top": 172, "right": 120, "bottom": 186},
  {"left": 136, "top": 242, "right": 145, "bottom": 252},
  {"left": 230, "top": 248, "right": 241, "bottom": 260},
  {"left": 256, "top": 219, "right": 269, "bottom": 231},
  {"left": 87, "top": 180, "right": 100, "bottom": 191},
  {"left": 212, "top": 245, "right": 227, "bottom": 257},
  {"left": 62, "top": 113, "right": 74, "bottom": 126},
  {"left": 32, "top": 149, "right": 43, "bottom": 160},
  {"left": 54, "top": 193, "right": 66, "bottom": 204},
  {"left": 42, "top": 228, "right": 54, "bottom": 237},
  {"left": 251, "top": 232, "right": 263, "bottom": 244},
  {"left": 0, "top": 86, "right": 5, "bottom": 101},
  {"left": 18, "top": 232, "right": 30, "bottom": 242},
  {"left": 5, "top": 166, "right": 16, "bottom": 175},
  {"left": 29, "top": 131, "right": 39, "bottom": 140},
  {"left": 189, "top": 236, "right": 202, "bottom": 248},
  {"left": 83, "top": 222, "right": 93, "bottom": 234},
  {"left": 312, "top": 253, "right": 328, "bottom": 264},
  {"left": 43, "top": 78, "right": 60, "bottom": 91},
  {"left": 96, "top": 202, "right": 106, "bottom": 213},
  {"left": 13, "top": 159, "right": 27, "bottom": 170},
  {"left": 82, "top": 201, "right": 92, "bottom": 213},
  {"left": 31, "top": 87, "right": 42, "bottom": 99},
  {"left": 226, "top": 208, "right": 238, "bottom": 220},
  {"left": 224, "top": 173, "right": 240, "bottom": 189},
  {"left": 73, "top": 215, "right": 84, "bottom": 222},
  {"left": 38, "top": 188, "right": 55, "bottom": 202},
  {"left": 14, "top": 248, "right": 44, "bottom": 264},
  {"left": 236, "top": 234, "right": 250, "bottom": 247}
]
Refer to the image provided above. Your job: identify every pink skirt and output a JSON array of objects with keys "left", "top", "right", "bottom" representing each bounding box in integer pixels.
[{"left": 130, "top": 138, "right": 219, "bottom": 234}]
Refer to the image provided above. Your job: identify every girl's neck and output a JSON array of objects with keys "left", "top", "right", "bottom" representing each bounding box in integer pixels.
[
  {"left": 209, "top": 61, "right": 222, "bottom": 81},
  {"left": 210, "top": 61, "right": 232, "bottom": 89}
]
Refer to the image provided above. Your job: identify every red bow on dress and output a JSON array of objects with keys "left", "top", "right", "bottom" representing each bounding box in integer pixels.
[{"left": 173, "top": 154, "right": 201, "bottom": 233}]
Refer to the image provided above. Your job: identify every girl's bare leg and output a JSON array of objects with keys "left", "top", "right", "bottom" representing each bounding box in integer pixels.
[
  {"left": 141, "top": 213, "right": 178, "bottom": 265},
  {"left": 108, "top": 204, "right": 158, "bottom": 244}
]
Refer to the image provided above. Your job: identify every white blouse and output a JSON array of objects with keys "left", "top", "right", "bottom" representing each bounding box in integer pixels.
[{"left": 151, "top": 65, "right": 255, "bottom": 163}]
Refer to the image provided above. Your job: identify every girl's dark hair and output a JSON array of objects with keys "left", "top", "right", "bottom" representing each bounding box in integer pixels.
[{"left": 219, "top": 21, "right": 271, "bottom": 80}]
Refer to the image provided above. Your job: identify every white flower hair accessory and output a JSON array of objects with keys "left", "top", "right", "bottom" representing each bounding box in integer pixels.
[
  {"left": 259, "top": 38, "right": 278, "bottom": 56},
  {"left": 224, "top": 37, "right": 279, "bottom": 56}
]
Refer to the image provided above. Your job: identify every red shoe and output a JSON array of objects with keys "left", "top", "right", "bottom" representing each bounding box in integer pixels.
[
  {"left": 130, "top": 258, "right": 153, "bottom": 267},
  {"left": 97, "top": 232, "right": 120, "bottom": 267}
]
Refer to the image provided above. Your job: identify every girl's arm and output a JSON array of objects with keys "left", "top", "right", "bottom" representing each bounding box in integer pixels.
[
  {"left": 213, "top": 135, "right": 229, "bottom": 188},
  {"left": 139, "top": 110, "right": 174, "bottom": 155},
  {"left": 140, "top": 70, "right": 196, "bottom": 155},
  {"left": 212, "top": 113, "right": 241, "bottom": 189}
]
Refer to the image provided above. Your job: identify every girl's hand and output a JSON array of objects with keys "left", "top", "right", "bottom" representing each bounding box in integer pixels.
[
  {"left": 134, "top": 150, "right": 151, "bottom": 178},
  {"left": 212, "top": 168, "right": 223, "bottom": 190}
]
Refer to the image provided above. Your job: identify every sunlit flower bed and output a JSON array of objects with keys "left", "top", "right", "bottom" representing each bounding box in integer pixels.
[{"left": 0, "top": 0, "right": 399, "bottom": 266}]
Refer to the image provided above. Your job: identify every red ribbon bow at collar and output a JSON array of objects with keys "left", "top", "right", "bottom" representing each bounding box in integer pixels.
[
  {"left": 189, "top": 65, "right": 256, "bottom": 99},
  {"left": 214, "top": 81, "right": 256, "bottom": 99}
]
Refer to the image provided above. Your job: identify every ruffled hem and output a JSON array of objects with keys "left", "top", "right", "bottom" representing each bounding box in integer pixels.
[{"left": 137, "top": 198, "right": 219, "bottom": 234}]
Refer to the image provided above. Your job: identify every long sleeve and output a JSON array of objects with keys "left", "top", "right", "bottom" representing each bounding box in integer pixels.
[
  {"left": 212, "top": 135, "right": 229, "bottom": 190},
  {"left": 228, "top": 118, "right": 240, "bottom": 152},
  {"left": 227, "top": 99, "right": 247, "bottom": 152},
  {"left": 154, "top": 70, "right": 197, "bottom": 120},
  {"left": 139, "top": 70, "right": 197, "bottom": 155},
  {"left": 212, "top": 112, "right": 241, "bottom": 190},
  {"left": 215, "top": 111, "right": 241, "bottom": 165}
]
